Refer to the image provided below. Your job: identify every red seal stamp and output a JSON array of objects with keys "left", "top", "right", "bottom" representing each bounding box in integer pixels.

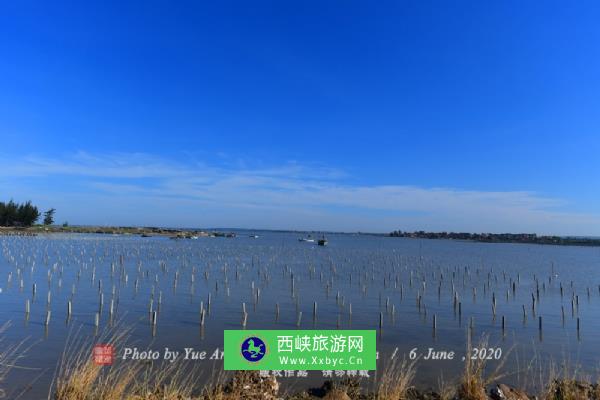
[{"left": 93, "top": 344, "right": 115, "bottom": 366}]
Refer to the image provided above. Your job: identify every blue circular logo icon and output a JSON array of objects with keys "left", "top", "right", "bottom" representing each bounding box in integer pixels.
[{"left": 241, "top": 336, "right": 266, "bottom": 362}]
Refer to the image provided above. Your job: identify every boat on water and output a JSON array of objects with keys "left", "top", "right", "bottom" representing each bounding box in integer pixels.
[
  {"left": 249, "top": 234, "right": 259, "bottom": 238},
  {"left": 318, "top": 235, "right": 328, "bottom": 246},
  {"left": 298, "top": 234, "right": 315, "bottom": 242}
]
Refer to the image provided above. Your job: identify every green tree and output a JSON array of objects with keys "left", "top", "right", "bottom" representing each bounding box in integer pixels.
[
  {"left": 0, "top": 200, "right": 18, "bottom": 226},
  {"left": 17, "top": 201, "right": 40, "bottom": 226},
  {"left": 0, "top": 200, "right": 40, "bottom": 226},
  {"left": 0, "top": 201, "right": 6, "bottom": 226},
  {"left": 43, "top": 208, "right": 56, "bottom": 226}
]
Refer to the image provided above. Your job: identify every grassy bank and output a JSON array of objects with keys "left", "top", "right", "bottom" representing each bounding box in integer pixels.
[
  {"left": 48, "top": 352, "right": 600, "bottom": 400},
  {"left": 2, "top": 328, "right": 598, "bottom": 400}
]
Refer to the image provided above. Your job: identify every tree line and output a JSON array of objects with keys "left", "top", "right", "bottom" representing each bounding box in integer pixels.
[{"left": 0, "top": 200, "right": 55, "bottom": 227}]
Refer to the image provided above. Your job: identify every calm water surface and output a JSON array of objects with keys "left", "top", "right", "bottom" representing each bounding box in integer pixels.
[{"left": 1, "top": 232, "right": 600, "bottom": 398}]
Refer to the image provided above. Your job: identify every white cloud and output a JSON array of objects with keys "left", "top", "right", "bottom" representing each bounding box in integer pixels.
[{"left": 1, "top": 152, "right": 598, "bottom": 235}]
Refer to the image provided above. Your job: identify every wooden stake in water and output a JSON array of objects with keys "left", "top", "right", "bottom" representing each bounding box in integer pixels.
[
  {"left": 560, "top": 283, "right": 563, "bottom": 298},
  {"left": 109, "top": 299, "right": 114, "bottom": 320}
]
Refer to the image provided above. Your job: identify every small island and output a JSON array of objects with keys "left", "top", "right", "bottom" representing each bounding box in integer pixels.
[{"left": 389, "top": 230, "right": 600, "bottom": 247}]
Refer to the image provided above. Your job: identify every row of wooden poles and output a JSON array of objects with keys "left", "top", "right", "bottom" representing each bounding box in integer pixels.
[
  {"left": 29, "top": 302, "right": 585, "bottom": 341},
  {"left": 11, "top": 244, "right": 596, "bottom": 341},
  {"left": 21, "top": 263, "right": 600, "bottom": 315},
  {"left": 374, "top": 310, "right": 582, "bottom": 340},
  {"left": 27, "top": 280, "right": 589, "bottom": 335}
]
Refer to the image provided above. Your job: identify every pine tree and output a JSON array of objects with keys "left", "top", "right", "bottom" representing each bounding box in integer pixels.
[
  {"left": 43, "top": 208, "right": 56, "bottom": 226},
  {"left": 0, "top": 200, "right": 40, "bottom": 226}
]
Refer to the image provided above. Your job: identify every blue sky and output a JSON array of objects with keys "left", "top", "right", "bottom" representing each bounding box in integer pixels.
[{"left": 1, "top": 1, "right": 600, "bottom": 234}]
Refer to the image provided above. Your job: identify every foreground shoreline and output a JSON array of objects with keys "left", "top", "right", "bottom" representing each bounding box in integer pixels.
[
  {"left": 15, "top": 367, "right": 600, "bottom": 400},
  {"left": 227, "top": 374, "right": 598, "bottom": 400}
]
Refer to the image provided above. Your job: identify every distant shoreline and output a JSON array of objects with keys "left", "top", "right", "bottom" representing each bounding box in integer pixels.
[
  {"left": 389, "top": 230, "right": 600, "bottom": 247},
  {"left": 2, "top": 225, "right": 600, "bottom": 247},
  {"left": 0, "top": 225, "right": 221, "bottom": 238}
]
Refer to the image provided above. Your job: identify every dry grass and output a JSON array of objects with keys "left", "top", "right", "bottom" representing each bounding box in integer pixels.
[
  {"left": 51, "top": 323, "right": 281, "bottom": 400},
  {"left": 0, "top": 322, "right": 35, "bottom": 400},
  {"left": 376, "top": 356, "right": 417, "bottom": 400},
  {"left": 51, "top": 323, "right": 203, "bottom": 400},
  {"left": 0, "top": 323, "right": 16, "bottom": 399},
  {"left": 538, "top": 360, "right": 600, "bottom": 400},
  {"left": 195, "top": 368, "right": 231, "bottom": 400},
  {"left": 437, "top": 375, "right": 456, "bottom": 400},
  {"left": 53, "top": 324, "right": 134, "bottom": 400},
  {"left": 44, "top": 323, "right": 600, "bottom": 400},
  {"left": 457, "top": 333, "right": 509, "bottom": 400},
  {"left": 546, "top": 379, "right": 599, "bottom": 400},
  {"left": 130, "top": 359, "right": 203, "bottom": 400}
]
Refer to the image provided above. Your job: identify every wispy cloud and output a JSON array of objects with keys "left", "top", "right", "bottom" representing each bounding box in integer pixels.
[{"left": 1, "top": 152, "right": 598, "bottom": 235}]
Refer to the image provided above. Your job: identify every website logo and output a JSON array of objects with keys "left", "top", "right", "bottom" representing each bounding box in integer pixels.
[
  {"left": 241, "top": 336, "right": 266, "bottom": 362},
  {"left": 225, "top": 330, "right": 376, "bottom": 370}
]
